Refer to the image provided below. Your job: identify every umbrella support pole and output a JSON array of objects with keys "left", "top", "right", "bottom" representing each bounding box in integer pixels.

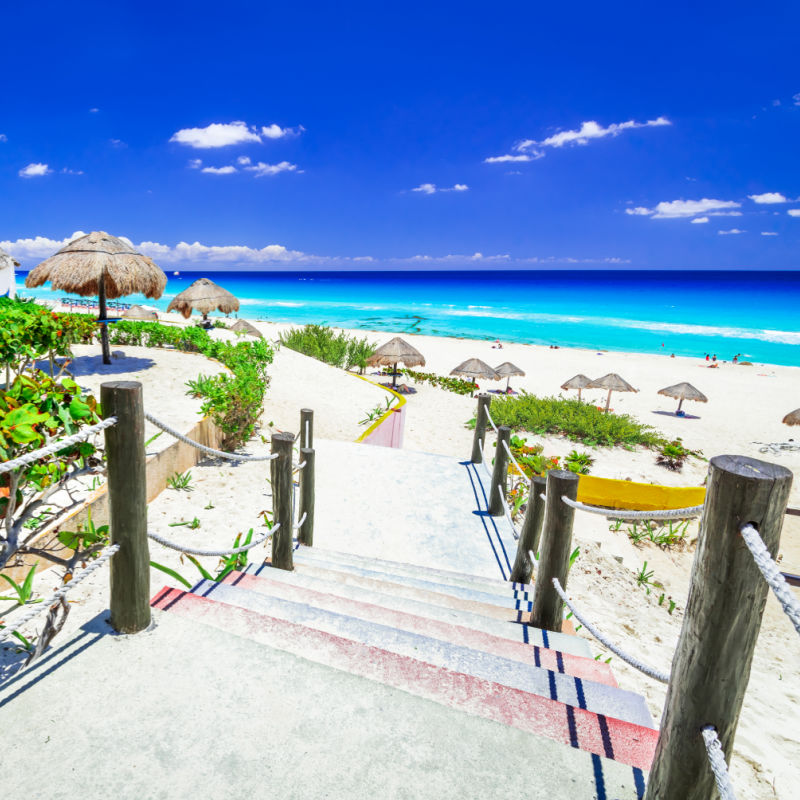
[
  {"left": 98, "top": 274, "right": 111, "bottom": 365},
  {"left": 605, "top": 389, "right": 612, "bottom": 413}
]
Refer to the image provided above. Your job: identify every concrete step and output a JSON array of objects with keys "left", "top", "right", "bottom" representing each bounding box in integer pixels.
[
  {"left": 290, "top": 551, "right": 535, "bottom": 609},
  {"left": 230, "top": 568, "right": 616, "bottom": 686},
  {"left": 246, "top": 562, "right": 595, "bottom": 660},
  {"left": 188, "top": 579, "right": 654, "bottom": 729},
  {"left": 293, "top": 543, "right": 534, "bottom": 597},
  {"left": 2, "top": 606, "right": 647, "bottom": 799},
  {"left": 288, "top": 559, "right": 533, "bottom": 620},
  {"left": 154, "top": 587, "right": 656, "bottom": 774}
]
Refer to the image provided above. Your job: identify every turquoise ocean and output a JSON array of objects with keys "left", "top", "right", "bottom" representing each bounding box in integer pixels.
[{"left": 18, "top": 270, "right": 800, "bottom": 367}]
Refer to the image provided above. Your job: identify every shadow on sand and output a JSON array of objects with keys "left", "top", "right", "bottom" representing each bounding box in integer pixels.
[
  {"left": 36, "top": 353, "right": 157, "bottom": 378},
  {"left": 651, "top": 410, "right": 701, "bottom": 420}
]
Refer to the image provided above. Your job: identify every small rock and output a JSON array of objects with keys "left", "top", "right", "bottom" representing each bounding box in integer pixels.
[{"left": 111, "top": 350, "right": 125, "bottom": 359}]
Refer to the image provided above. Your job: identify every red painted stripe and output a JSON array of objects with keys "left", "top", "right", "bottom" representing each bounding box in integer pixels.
[
  {"left": 153, "top": 588, "right": 655, "bottom": 769},
  {"left": 222, "top": 571, "right": 618, "bottom": 688}
]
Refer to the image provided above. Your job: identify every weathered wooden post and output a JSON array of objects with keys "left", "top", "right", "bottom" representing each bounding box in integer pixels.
[
  {"left": 644, "top": 455, "right": 792, "bottom": 800},
  {"left": 488, "top": 425, "right": 511, "bottom": 516},
  {"left": 300, "top": 408, "right": 314, "bottom": 450},
  {"left": 270, "top": 431, "right": 295, "bottom": 570},
  {"left": 102, "top": 381, "right": 150, "bottom": 634},
  {"left": 298, "top": 446, "right": 315, "bottom": 547},
  {"left": 471, "top": 394, "right": 491, "bottom": 463},
  {"left": 530, "top": 470, "right": 579, "bottom": 631},
  {"left": 509, "top": 474, "right": 547, "bottom": 584}
]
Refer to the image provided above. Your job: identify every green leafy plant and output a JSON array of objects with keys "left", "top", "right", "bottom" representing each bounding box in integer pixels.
[
  {"left": 636, "top": 561, "right": 655, "bottom": 593},
  {"left": 401, "top": 369, "right": 476, "bottom": 395},
  {"left": 168, "top": 517, "right": 201, "bottom": 529},
  {"left": 655, "top": 438, "right": 691, "bottom": 472},
  {"left": 279, "top": 324, "right": 376, "bottom": 372},
  {"left": 167, "top": 471, "right": 194, "bottom": 491},
  {"left": 0, "top": 563, "right": 41, "bottom": 606},
  {"left": 359, "top": 395, "right": 396, "bottom": 426},
  {"left": 564, "top": 450, "right": 594, "bottom": 475}
]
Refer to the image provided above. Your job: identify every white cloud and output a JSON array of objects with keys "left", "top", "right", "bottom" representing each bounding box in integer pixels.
[
  {"left": 188, "top": 159, "right": 203, "bottom": 169},
  {"left": 691, "top": 216, "right": 709, "bottom": 224},
  {"left": 19, "top": 162, "right": 52, "bottom": 178},
  {"left": 237, "top": 156, "right": 251, "bottom": 165},
  {"left": 748, "top": 192, "right": 789, "bottom": 204},
  {"left": 718, "top": 229, "right": 745, "bottom": 235},
  {"left": 60, "top": 168, "right": 84, "bottom": 175},
  {"left": 0, "top": 134, "right": 7, "bottom": 142},
  {"left": 89, "top": 108, "right": 99, "bottom": 113},
  {"left": 170, "top": 121, "right": 264, "bottom": 148},
  {"left": 773, "top": 99, "right": 781, "bottom": 107},
  {"left": 794, "top": 93, "right": 800, "bottom": 106},
  {"left": 761, "top": 231, "right": 779, "bottom": 236},
  {"left": 244, "top": 160, "right": 298, "bottom": 177},
  {"left": 411, "top": 183, "right": 468, "bottom": 194},
  {"left": 261, "top": 124, "right": 303, "bottom": 139},
  {"left": 483, "top": 152, "right": 542, "bottom": 164},
  {"left": 787, "top": 209, "right": 800, "bottom": 217},
  {"left": 518, "top": 116, "right": 671, "bottom": 150},
  {"left": 628, "top": 198, "right": 742, "bottom": 219},
  {"left": 201, "top": 165, "right": 237, "bottom": 174}
]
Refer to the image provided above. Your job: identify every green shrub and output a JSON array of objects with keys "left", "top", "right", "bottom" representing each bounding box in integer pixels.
[
  {"left": 279, "top": 324, "right": 376, "bottom": 372},
  {"left": 401, "top": 369, "right": 476, "bottom": 395},
  {"left": 488, "top": 392, "right": 664, "bottom": 448}
]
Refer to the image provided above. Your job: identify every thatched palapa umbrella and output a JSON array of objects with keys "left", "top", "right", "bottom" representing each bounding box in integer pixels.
[
  {"left": 783, "top": 409, "right": 800, "bottom": 426},
  {"left": 231, "top": 319, "right": 263, "bottom": 339},
  {"left": 25, "top": 231, "right": 167, "bottom": 364},
  {"left": 123, "top": 304, "right": 158, "bottom": 321},
  {"left": 451, "top": 358, "right": 499, "bottom": 386},
  {"left": 366, "top": 336, "right": 425, "bottom": 388},
  {"left": 658, "top": 382, "right": 708, "bottom": 414},
  {"left": 495, "top": 362, "right": 525, "bottom": 393},
  {"left": 561, "top": 374, "right": 592, "bottom": 401},
  {"left": 588, "top": 373, "right": 638, "bottom": 413},
  {"left": 0, "top": 247, "right": 19, "bottom": 299},
  {"left": 167, "top": 277, "right": 240, "bottom": 324}
]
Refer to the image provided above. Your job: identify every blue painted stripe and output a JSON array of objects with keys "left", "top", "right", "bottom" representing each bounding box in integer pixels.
[
  {"left": 591, "top": 754, "right": 607, "bottom": 800},
  {"left": 597, "top": 714, "right": 615, "bottom": 760},
  {"left": 541, "top": 629, "right": 550, "bottom": 649},
  {"left": 521, "top": 624, "right": 529, "bottom": 644},
  {"left": 555, "top": 650, "right": 564, "bottom": 673},
  {"left": 547, "top": 669, "right": 558, "bottom": 701},
  {"left": 532, "top": 645, "right": 541, "bottom": 668},
  {"left": 574, "top": 677, "right": 587, "bottom": 710},
  {"left": 565, "top": 705, "right": 579, "bottom": 749},
  {"left": 632, "top": 767, "right": 646, "bottom": 799}
]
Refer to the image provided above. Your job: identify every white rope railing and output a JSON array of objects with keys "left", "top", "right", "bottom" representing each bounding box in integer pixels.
[
  {"left": 147, "top": 526, "right": 276, "bottom": 557},
  {"left": 294, "top": 512, "right": 307, "bottom": 531},
  {"left": 485, "top": 409, "right": 498, "bottom": 434},
  {"left": 561, "top": 495, "right": 704, "bottom": 520},
  {"left": 144, "top": 411, "right": 278, "bottom": 462},
  {"left": 294, "top": 460, "right": 307, "bottom": 472},
  {"left": 501, "top": 439, "right": 532, "bottom": 487},
  {"left": 701, "top": 727, "right": 737, "bottom": 800},
  {"left": 552, "top": 577, "right": 670, "bottom": 683},
  {"left": 0, "top": 543, "right": 120, "bottom": 641},
  {"left": 0, "top": 417, "right": 118, "bottom": 475},
  {"left": 498, "top": 490, "right": 521, "bottom": 540},
  {"left": 741, "top": 523, "right": 800, "bottom": 636}
]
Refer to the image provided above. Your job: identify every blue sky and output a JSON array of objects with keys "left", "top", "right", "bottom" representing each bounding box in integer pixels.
[{"left": 1, "top": 0, "right": 799, "bottom": 270}]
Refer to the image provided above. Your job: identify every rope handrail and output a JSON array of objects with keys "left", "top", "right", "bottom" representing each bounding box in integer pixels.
[
  {"left": 294, "top": 512, "right": 307, "bottom": 531},
  {"left": 551, "top": 577, "right": 670, "bottom": 683},
  {"left": 294, "top": 460, "right": 307, "bottom": 472},
  {"left": 147, "top": 526, "right": 276, "bottom": 557},
  {"left": 144, "top": 411, "right": 278, "bottom": 462},
  {"left": 561, "top": 495, "right": 704, "bottom": 520},
  {"left": 498, "top": 490, "right": 521, "bottom": 540},
  {"left": 485, "top": 408, "right": 498, "bottom": 434},
  {"left": 501, "top": 439, "right": 532, "bottom": 487},
  {"left": 741, "top": 523, "right": 800, "bottom": 637},
  {"left": 0, "top": 543, "right": 120, "bottom": 641},
  {"left": 701, "top": 727, "right": 737, "bottom": 800},
  {"left": 0, "top": 417, "right": 118, "bottom": 475}
]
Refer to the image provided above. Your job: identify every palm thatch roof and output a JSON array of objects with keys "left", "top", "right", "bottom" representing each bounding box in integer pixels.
[
  {"left": 783, "top": 408, "right": 800, "bottom": 426},
  {"left": 231, "top": 319, "right": 263, "bottom": 338},
  {"left": 0, "top": 247, "right": 19, "bottom": 270},
  {"left": 123, "top": 304, "right": 158, "bottom": 321},
  {"left": 366, "top": 337, "right": 426, "bottom": 368},
  {"left": 166, "top": 277, "right": 240, "bottom": 319},
  {"left": 450, "top": 358, "right": 499, "bottom": 380},
  {"left": 561, "top": 374, "right": 592, "bottom": 392},
  {"left": 658, "top": 382, "right": 708, "bottom": 403},
  {"left": 495, "top": 362, "right": 525, "bottom": 377},
  {"left": 24, "top": 231, "right": 166, "bottom": 299},
  {"left": 588, "top": 373, "right": 638, "bottom": 393}
]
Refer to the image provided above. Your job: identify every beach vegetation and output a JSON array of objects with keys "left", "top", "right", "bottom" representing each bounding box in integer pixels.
[
  {"left": 167, "top": 470, "right": 194, "bottom": 491},
  {"left": 655, "top": 438, "right": 697, "bottom": 472},
  {"left": 616, "top": 518, "right": 691, "bottom": 550},
  {"left": 279, "top": 324, "right": 376, "bottom": 372},
  {"left": 108, "top": 320, "right": 273, "bottom": 449},
  {"left": 359, "top": 396, "right": 396, "bottom": 426},
  {"left": 564, "top": 450, "right": 594, "bottom": 475},
  {"left": 487, "top": 393, "right": 665, "bottom": 449},
  {"left": 635, "top": 561, "right": 655, "bottom": 593},
  {"left": 0, "top": 563, "right": 41, "bottom": 606},
  {"left": 400, "top": 369, "right": 476, "bottom": 395}
]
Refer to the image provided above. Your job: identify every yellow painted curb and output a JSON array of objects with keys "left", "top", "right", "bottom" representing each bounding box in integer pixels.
[
  {"left": 576, "top": 473, "right": 706, "bottom": 511},
  {"left": 350, "top": 373, "right": 407, "bottom": 443}
]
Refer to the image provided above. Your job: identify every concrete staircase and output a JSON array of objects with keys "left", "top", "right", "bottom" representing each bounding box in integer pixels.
[{"left": 0, "top": 441, "right": 657, "bottom": 798}]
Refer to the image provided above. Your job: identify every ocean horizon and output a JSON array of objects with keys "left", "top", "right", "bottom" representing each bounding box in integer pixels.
[{"left": 18, "top": 269, "right": 800, "bottom": 367}]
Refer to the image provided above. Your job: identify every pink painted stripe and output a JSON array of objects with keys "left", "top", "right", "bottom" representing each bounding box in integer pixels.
[
  {"left": 153, "top": 588, "right": 656, "bottom": 770},
  {"left": 223, "top": 570, "right": 617, "bottom": 687}
]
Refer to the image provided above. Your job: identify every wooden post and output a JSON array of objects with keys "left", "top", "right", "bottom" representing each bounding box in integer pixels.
[
  {"left": 644, "top": 455, "right": 792, "bottom": 800},
  {"left": 300, "top": 408, "right": 314, "bottom": 450},
  {"left": 98, "top": 271, "right": 111, "bottom": 365},
  {"left": 102, "top": 381, "right": 150, "bottom": 634},
  {"left": 471, "top": 394, "right": 491, "bottom": 463},
  {"left": 530, "top": 469, "right": 579, "bottom": 632},
  {"left": 270, "top": 431, "right": 295, "bottom": 570},
  {"left": 488, "top": 425, "right": 511, "bottom": 516},
  {"left": 298, "top": 446, "right": 315, "bottom": 547},
  {"left": 509, "top": 474, "right": 547, "bottom": 584}
]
